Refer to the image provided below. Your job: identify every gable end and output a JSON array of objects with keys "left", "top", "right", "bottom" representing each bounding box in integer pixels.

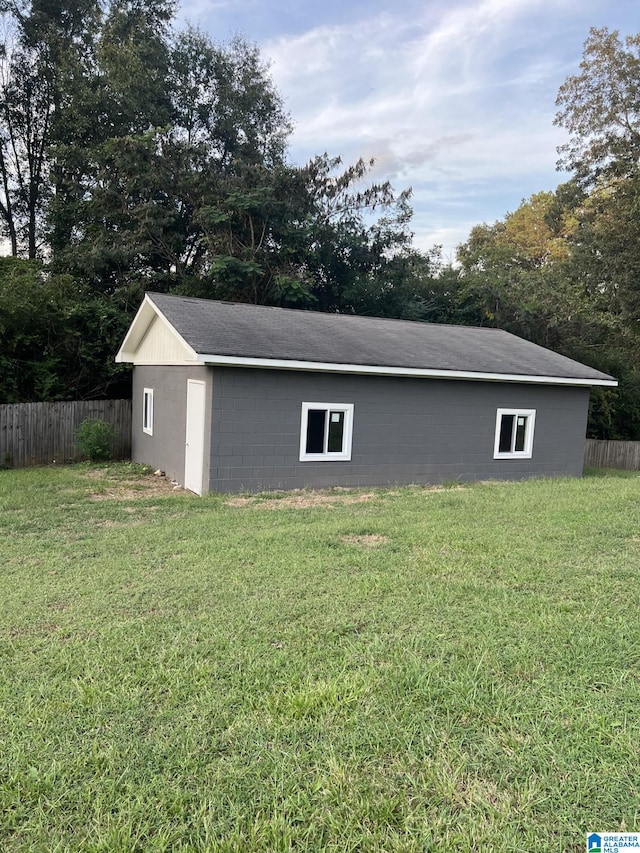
[{"left": 116, "top": 294, "right": 197, "bottom": 364}]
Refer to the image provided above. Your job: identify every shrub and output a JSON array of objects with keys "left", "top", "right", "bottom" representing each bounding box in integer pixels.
[{"left": 75, "top": 418, "right": 115, "bottom": 462}]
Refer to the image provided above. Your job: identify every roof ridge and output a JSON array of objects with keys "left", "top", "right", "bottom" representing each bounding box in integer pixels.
[{"left": 147, "top": 291, "right": 510, "bottom": 335}]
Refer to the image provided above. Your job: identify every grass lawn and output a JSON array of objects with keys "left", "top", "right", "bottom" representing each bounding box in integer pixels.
[{"left": 1, "top": 464, "right": 640, "bottom": 852}]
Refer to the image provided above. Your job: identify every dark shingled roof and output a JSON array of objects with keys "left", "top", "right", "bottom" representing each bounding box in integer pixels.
[{"left": 147, "top": 292, "right": 615, "bottom": 383}]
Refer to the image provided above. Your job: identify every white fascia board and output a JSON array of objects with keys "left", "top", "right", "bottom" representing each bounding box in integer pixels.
[
  {"left": 195, "top": 353, "right": 618, "bottom": 387},
  {"left": 125, "top": 359, "right": 203, "bottom": 366},
  {"left": 115, "top": 294, "right": 198, "bottom": 363}
]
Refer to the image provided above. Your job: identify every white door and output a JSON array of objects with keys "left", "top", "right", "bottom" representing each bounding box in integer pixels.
[{"left": 184, "top": 380, "right": 206, "bottom": 495}]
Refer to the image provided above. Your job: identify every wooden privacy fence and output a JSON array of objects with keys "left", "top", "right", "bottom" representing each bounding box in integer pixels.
[
  {"left": 0, "top": 400, "right": 132, "bottom": 468},
  {"left": 584, "top": 438, "right": 640, "bottom": 471}
]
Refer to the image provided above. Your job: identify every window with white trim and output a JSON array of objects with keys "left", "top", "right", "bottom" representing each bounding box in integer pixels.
[
  {"left": 493, "top": 408, "right": 535, "bottom": 459},
  {"left": 299, "top": 403, "right": 354, "bottom": 461},
  {"left": 143, "top": 388, "right": 154, "bottom": 435}
]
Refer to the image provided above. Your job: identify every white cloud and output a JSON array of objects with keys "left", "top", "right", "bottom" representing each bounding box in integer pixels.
[
  {"left": 177, "top": 0, "right": 637, "bottom": 259},
  {"left": 261, "top": 0, "right": 583, "bottom": 256}
]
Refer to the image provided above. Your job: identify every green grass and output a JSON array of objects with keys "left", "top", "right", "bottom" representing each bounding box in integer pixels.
[{"left": 1, "top": 464, "right": 640, "bottom": 852}]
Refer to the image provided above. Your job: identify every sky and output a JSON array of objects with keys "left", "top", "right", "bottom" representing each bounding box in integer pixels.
[{"left": 178, "top": 0, "right": 639, "bottom": 262}]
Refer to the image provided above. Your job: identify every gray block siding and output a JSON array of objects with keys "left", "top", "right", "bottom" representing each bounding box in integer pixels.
[
  {"left": 208, "top": 367, "right": 590, "bottom": 493},
  {"left": 132, "top": 365, "right": 212, "bottom": 488}
]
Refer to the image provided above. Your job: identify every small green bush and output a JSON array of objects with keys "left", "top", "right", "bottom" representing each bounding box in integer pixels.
[{"left": 74, "top": 418, "right": 115, "bottom": 462}]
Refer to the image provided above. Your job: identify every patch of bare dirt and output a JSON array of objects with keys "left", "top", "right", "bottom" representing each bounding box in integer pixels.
[
  {"left": 226, "top": 490, "right": 378, "bottom": 510},
  {"left": 454, "top": 776, "right": 512, "bottom": 810},
  {"left": 340, "top": 534, "right": 389, "bottom": 547},
  {"left": 85, "top": 472, "right": 192, "bottom": 501},
  {"left": 9, "top": 622, "right": 59, "bottom": 638},
  {"left": 418, "top": 485, "right": 467, "bottom": 494}
]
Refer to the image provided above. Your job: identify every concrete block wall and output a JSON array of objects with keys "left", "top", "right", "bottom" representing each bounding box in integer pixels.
[
  {"left": 208, "top": 367, "right": 590, "bottom": 493},
  {"left": 132, "top": 365, "right": 211, "bottom": 488}
]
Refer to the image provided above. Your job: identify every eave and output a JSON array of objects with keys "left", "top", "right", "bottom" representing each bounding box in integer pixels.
[{"left": 195, "top": 354, "right": 618, "bottom": 387}]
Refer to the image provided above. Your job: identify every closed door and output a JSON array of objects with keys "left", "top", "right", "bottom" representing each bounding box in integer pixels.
[{"left": 184, "top": 380, "right": 206, "bottom": 495}]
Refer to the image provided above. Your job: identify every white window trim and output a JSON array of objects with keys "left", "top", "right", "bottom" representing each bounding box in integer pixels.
[
  {"left": 299, "top": 402, "right": 354, "bottom": 462},
  {"left": 143, "top": 388, "right": 154, "bottom": 436},
  {"left": 493, "top": 408, "right": 536, "bottom": 459}
]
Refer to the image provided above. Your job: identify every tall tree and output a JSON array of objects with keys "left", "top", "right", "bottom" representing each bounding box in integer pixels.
[
  {"left": 0, "top": 0, "right": 101, "bottom": 257},
  {"left": 48, "top": 28, "right": 294, "bottom": 298},
  {"left": 555, "top": 27, "right": 640, "bottom": 347},
  {"left": 0, "top": 22, "right": 53, "bottom": 257},
  {"left": 170, "top": 29, "right": 290, "bottom": 167},
  {"left": 555, "top": 27, "right": 640, "bottom": 185},
  {"left": 552, "top": 27, "right": 640, "bottom": 437},
  {"left": 48, "top": 0, "right": 175, "bottom": 257}
]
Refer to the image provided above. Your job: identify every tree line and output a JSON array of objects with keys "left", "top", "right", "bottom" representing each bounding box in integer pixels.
[{"left": 0, "top": 10, "right": 637, "bottom": 438}]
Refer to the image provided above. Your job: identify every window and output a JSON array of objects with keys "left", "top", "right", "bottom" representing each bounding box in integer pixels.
[
  {"left": 493, "top": 408, "right": 535, "bottom": 459},
  {"left": 143, "top": 388, "right": 154, "bottom": 435},
  {"left": 299, "top": 403, "right": 354, "bottom": 461}
]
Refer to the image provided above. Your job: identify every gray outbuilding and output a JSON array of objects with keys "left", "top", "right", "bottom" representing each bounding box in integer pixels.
[{"left": 116, "top": 292, "right": 617, "bottom": 494}]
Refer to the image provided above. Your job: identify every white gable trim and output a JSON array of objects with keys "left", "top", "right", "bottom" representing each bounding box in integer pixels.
[
  {"left": 116, "top": 294, "right": 198, "bottom": 363},
  {"left": 195, "top": 353, "right": 617, "bottom": 387}
]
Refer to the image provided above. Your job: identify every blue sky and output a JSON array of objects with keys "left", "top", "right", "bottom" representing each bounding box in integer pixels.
[{"left": 179, "top": 0, "right": 639, "bottom": 262}]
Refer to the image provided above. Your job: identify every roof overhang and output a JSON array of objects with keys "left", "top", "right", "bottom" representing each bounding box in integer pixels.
[
  {"left": 116, "top": 293, "right": 617, "bottom": 387},
  {"left": 196, "top": 353, "right": 618, "bottom": 387}
]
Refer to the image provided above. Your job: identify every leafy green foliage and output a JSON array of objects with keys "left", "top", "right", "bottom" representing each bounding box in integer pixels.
[
  {"left": 555, "top": 27, "right": 640, "bottom": 184},
  {"left": 547, "top": 28, "right": 640, "bottom": 435},
  {"left": 451, "top": 175, "right": 640, "bottom": 438},
  {"left": 74, "top": 418, "right": 115, "bottom": 461},
  {"left": 0, "top": 257, "right": 131, "bottom": 401}
]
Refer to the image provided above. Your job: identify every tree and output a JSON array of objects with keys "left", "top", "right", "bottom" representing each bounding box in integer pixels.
[
  {"left": 0, "top": 257, "right": 130, "bottom": 400},
  {"left": 554, "top": 26, "right": 640, "bottom": 336},
  {"left": 0, "top": 0, "right": 102, "bottom": 257},
  {"left": 553, "top": 26, "right": 640, "bottom": 438},
  {"left": 553, "top": 26, "right": 640, "bottom": 329},
  {"left": 452, "top": 183, "right": 640, "bottom": 439},
  {"left": 48, "top": 0, "right": 175, "bottom": 258},
  {"left": 297, "top": 155, "right": 414, "bottom": 313},
  {"left": 49, "top": 29, "right": 294, "bottom": 298},
  {"left": 0, "top": 25, "right": 53, "bottom": 257},
  {"left": 555, "top": 27, "right": 640, "bottom": 185},
  {"left": 170, "top": 29, "right": 290, "bottom": 167},
  {"left": 334, "top": 246, "right": 455, "bottom": 322}
]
